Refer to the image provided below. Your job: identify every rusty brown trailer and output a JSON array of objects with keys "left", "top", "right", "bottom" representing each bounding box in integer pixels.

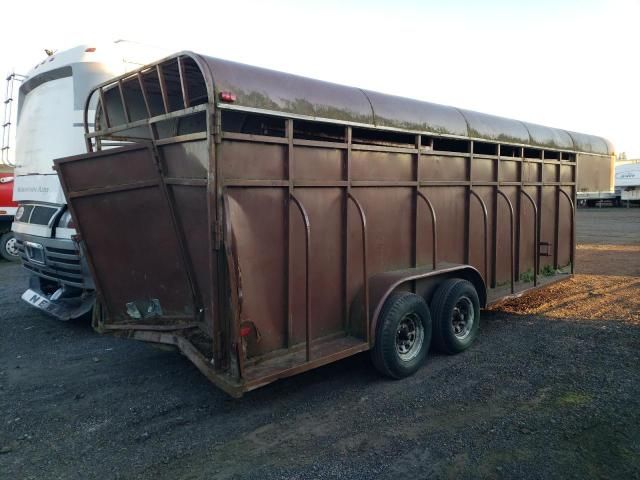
[{"left": 53, "top": 52, "right": 613, "bottom": 397}]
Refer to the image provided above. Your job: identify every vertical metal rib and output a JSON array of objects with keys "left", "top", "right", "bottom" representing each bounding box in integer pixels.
[
  {"left": 520, "top": 190, "right": 539, "bottom": 285},
  {"left": 414, "top": 135, "right": 421, "bottom": 270},
  {"left": 347, "top": 192, "right": 369, "bottom": 345},
  {"left": 286, "top": 120, "right": 293, "bottom": 350},
  {"left": 178, "top": 57, "right": 190, "bottom": 108},
  {"left": 117, "top": 79, "right": 131, "bottom": 123},
  {"left": 83, "top": 89, "right": 96, "bottom": 152},
  {"left": 469, "top": 190, "right": 489, "bottom": 283},
  {"left": 416, "top": 190, "right": 437, "bottom": 270},
  {"left": 156, "top": 65, "right": 170, "bottom": 114},
  {"left": 558, "top": 189, "right": 575, "bottom": 274},
  {"left": 496, "top": 189, "right": 515, "bottom": 293},
  {"left": 98, "top": 88, "right": 111, "bottom": 129},
  {"left": 290, "top": 193, "right": 312, "bottom": 362},
  {"left": 136, "top": 72, "right": 152, "bottom": 118}
]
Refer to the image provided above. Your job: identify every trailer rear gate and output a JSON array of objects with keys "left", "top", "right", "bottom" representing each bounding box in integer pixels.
[{"left": 54, "top": 52, "right": 613, "bottom": 396}]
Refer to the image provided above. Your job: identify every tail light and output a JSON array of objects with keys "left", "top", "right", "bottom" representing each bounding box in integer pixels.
[{"left": 219, "top": 91, "right": 236, "bottom": 103}]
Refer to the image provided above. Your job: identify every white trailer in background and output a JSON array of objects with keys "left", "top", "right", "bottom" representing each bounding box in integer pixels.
[
  {"left": 11, "top": 42, "right": 165, "bottom": 319},
  {"left": 576, "top": 148, "right": 616, "bottom": 207},
  {"left": 616, "top": 162, "right": 640, "bottom": 204}
]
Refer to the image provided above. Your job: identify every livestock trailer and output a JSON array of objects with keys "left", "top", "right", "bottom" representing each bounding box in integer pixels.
[{"left": 54, "top": 52, "right": 613, "bottom": 397}]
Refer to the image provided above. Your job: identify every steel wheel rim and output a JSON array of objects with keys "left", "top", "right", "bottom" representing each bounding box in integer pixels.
[
  {"left": 452, "top": 296, "right": 474, "bottom": 339},
  {"left": 5, "top": 237, "right": 18, "bottom": 257},
  {"left": 396, "top": 312, "right": 424, "bottom": 362}
]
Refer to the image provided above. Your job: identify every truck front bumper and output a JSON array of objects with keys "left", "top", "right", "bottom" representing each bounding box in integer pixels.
[{"left": 14, "top": 232, "right": 95, "bottom": 320}]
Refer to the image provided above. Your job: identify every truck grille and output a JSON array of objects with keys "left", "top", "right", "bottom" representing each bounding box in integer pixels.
[{"left": 15, "top": 238, "right": 84, "bottom": 287}]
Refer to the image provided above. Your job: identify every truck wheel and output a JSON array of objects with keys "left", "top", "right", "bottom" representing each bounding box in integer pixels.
[
  {"left": 0, "top": 232, "right": 20, "bottom": 262},
  {"left": 431, "top": 278, "right": 480, "bottom": 354},
  {"left": 371, "top": 292, "right": 432, "bottom": 379}
]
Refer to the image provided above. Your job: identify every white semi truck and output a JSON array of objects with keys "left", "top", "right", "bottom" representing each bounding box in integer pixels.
[{"left": 11, "top": 42, "right": 164, "bottom": 319}]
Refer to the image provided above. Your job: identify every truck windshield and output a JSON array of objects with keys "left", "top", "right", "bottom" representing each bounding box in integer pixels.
[
  {"left": 16, "top": 76, "right": 81, "bottom": 176},
  {"left": 15, "top": 64, "right": 105, "bottom": 177}
]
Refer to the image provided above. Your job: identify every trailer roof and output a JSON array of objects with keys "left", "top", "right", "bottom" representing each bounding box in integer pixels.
[
  {"left": 195, "top": 54, "right": 612, "bottom": 155},
  {"left": 93, "top": 52, "right": 612, "bottom": 156}
]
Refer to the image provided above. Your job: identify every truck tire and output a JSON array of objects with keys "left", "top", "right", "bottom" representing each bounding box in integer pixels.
[
  {"left": 0, "top": 232, "right": 19, "bottom": 262},
  {"left": 430, "top": 278, "right": 480, "bottom": 354},
  {"left": 371, "top": 291, "right": 432, "bottom": 379}
]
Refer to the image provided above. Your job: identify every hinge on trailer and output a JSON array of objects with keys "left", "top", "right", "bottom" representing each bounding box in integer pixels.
[
  {"left": 213, "top": 112, "right": 222, "bottom": 144},
  {"left": 213, "top": 220, "right": 222, "bottom": 249}
]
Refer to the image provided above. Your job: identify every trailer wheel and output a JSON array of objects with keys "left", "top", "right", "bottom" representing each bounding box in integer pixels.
[
  {"left": 0, "top": 232, "right": 19, "bottom": 262},
  {"left": 371, "top": 292, "right": 432, "bottom": 379},
  {"left": 431, "top": 278, "right": 480, "bottom": 354}
]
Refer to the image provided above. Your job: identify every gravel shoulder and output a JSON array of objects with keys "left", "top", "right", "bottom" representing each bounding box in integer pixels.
[{"left": 1, "top": 208, "right": 639, "bottom": 479}]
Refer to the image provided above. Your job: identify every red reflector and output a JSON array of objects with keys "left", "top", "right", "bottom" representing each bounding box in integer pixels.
[
  {"left": 0, "top": 210, "right": 6, "bottom": 215},
  {"left": 219, "top": 91, "right": 236, "bottom": 102},
  {"left": 85, "top": 47, "right": 96, "bottom": 52},
  {"left": 239, "top": 326, "right": 251, "bottom": 337}
]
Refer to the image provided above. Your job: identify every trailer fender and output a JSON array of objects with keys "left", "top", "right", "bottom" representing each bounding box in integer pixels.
[{"left": 365, "top": 263, "right": 487, "bottom": 345}]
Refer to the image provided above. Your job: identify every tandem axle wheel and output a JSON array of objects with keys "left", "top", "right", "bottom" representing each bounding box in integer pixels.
[{"left": 372, "top": 277, "right": 481, "bottom": 379}]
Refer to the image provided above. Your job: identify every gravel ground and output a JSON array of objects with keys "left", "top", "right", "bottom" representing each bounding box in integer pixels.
[
  {"left": 574, "top": 206, "right": 640, "bottom": 246},
  {"left": 1, "top": 208, "right": 639, "bottom": 479}
]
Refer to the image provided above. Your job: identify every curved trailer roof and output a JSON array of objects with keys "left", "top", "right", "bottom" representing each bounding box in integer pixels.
[{"left": 99, "top": 52, "right": 615, "bottom": 155}]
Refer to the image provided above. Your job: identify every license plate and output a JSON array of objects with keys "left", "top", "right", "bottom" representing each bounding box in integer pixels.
[{"left": 21, "top": 289, "right": 66, "bottom": 317}]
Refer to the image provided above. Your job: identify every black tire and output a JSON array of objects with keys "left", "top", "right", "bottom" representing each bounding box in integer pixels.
[
  {"left": 431, "top": 278, "right": 480, "bottom": 354},
  {"left": 371, "top": 291, "right": 432, "bottom": 379},
  {"left": 0, "top": 232, "right": 19, "bottom": 262}
]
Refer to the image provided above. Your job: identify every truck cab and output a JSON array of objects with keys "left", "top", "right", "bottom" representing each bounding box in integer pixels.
[{"left": 11, "top": 42, "right": 164, "bottom": 319}]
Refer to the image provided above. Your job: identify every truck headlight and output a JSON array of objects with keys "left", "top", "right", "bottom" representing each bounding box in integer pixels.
[{"left": 58, "top": 210, "right": 76, "bottom": 229}]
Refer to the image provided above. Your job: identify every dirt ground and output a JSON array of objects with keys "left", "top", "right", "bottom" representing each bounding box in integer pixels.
[
  {"left": 1, "top": 208, "right": 639, "bottom": 479},
  {"left": 494, "top": 208, "right": 640, "bottom": 323}
]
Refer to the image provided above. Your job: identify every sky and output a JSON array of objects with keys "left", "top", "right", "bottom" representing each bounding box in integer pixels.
[{"left": 1, "top": 0, "right": 639, "bottom": 157}]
